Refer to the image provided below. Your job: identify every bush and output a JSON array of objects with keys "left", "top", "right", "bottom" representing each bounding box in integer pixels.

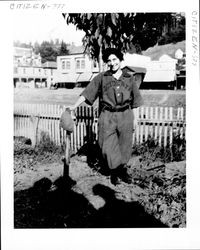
[
  {"left": 132, "top": 135, "right": 186, "bottom": 164},
  {"left": 14, "top": 134, "right": 63, "bottom": 174},
  {"left": 36, "top": 131, "right": 61, "bottom": 154}
]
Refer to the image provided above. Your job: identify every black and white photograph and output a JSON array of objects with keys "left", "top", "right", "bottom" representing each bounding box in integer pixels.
[{"left": 0, "top": 0, "right": 200, "bottom": 249}]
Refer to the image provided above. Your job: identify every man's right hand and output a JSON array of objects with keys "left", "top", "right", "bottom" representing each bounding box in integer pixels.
[
  {"left": 67, "top": 95, "right": 86, "bottom": 121},
  {"left": 67, "top": 106, "right": 76, "bottom": 120}
]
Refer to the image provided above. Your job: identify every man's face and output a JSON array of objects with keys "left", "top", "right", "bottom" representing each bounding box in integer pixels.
[{"left": 107, "top": 54, "right": 121, "bottom": 72}]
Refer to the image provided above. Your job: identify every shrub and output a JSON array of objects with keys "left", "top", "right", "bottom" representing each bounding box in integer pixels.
[
  {"left": 36, "top": 131, "right": 61, "bottom": 154},
  {"left": 132, "top": 135, "right": 186, "bottom": 163}
]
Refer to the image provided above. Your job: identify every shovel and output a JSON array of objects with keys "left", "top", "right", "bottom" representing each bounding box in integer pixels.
[{"left": 59, "top": 107, "right": 75, "bottom": 179}]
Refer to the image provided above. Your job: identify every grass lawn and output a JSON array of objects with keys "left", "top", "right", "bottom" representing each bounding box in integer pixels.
[{"left": 14, "top": 88, "right": 186, "bottom": 108}]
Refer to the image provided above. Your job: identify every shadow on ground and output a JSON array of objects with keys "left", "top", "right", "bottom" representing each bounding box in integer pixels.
[
  {"left": 14, "top": 176, "right": 167, "bottom": 228},
  {"left": 77, "top": 140, "right": 111, "bottom": 176}
]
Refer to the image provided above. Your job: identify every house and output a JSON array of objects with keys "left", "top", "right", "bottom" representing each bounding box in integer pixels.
[
  {"left": 175, "top": 49, "right": 186, "bottom": 89},
  {"left": 55, "top": 45, "right": 100, "bottom": 88},
  {"left": 142, "top": 55, "right": 178, "bottom": 89},
  {"left": 13, "top": 46, "right": 48, "bottom": 88},
  {"left": 42, "top": 61, "right": 57, "bottom": 88},
  {"left": 142, "top": 41, "right": 186, "bottom": 89},
  {"left": 122, "top": 52, "right": 177, "bottom": 89}
]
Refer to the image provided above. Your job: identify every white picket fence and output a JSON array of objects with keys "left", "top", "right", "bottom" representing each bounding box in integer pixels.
[{"left": 14, "top": 103, "right": 186, "bottom": 152}]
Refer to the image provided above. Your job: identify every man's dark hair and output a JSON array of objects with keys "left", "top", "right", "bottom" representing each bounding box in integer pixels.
[{"left": 102, "top": 48, "right": 124, "bottom": 62}]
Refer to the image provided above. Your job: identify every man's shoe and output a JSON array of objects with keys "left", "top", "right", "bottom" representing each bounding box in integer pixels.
[
  {"left": 118, "top": 165, "right": 132, "bottom": 184},
  {"left": 119, "top": 173, "right": 132, "bottom": 184},
  {"left": 110, "top": 168, "right": 120, "bottom": 185},
  {"left": 110, "top": 165, "right": 132, "bottom": 185},
  {"left": 110, "top": 174, "right": 119, "bottom": 185}
]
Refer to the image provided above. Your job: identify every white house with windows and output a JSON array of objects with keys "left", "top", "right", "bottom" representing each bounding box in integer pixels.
[
  {"left": 144, "top": 55, "right": 177, "bottom": 82},
  {"left": 13, "top": 46, "right": 57, "bottom": 88},
  {"left": 42, "top": 61, "right": 57, "bottom": 88},
  {"left": 14, "top": 66, "right": 46, "bottom": 88},
  {"left": 55, "top": 45, "right": 100, "bottom": 87},
  {"left": 13, "top": 46, "right": 48, "bottom": 88}
]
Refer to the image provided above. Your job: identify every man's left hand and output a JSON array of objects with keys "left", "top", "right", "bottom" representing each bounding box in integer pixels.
[{"left": 133, "top": 118, "right": 138, "bottom": 131}]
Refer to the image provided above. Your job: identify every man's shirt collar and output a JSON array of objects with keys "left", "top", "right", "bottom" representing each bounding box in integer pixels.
[{"left": 103, "top": 70, "right": 131, "bottom": 78}]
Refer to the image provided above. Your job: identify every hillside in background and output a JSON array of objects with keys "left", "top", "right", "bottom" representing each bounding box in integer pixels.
[{"left": 142, "top": 41, "right": 185, "bottom": 60}]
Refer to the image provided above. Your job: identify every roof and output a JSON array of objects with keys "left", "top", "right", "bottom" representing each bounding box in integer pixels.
[
  {"left": 14, "top": 46, "right": 33, "bottom": 58},
  {"left": 55, "top": 72, "right": 98, "bottom": 83},
  {"left": 77, "top": 72, "right": 93, "bottom": 82},
  {"left": 67, "top": 44, "right": 85, "bottom": 55},
  {"left": 42, "top": 61, "right": 57, "bottom": 69},
  {"left": 142, "top": 41, "right": 185, "bottom": 61},
  {"left": 122, "top": 66, "right": 146, "bottom": 74}
]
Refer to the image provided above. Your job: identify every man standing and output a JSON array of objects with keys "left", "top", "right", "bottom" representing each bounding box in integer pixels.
[{"left": 70, "top": 48, "right": 143, "bottom": 185}]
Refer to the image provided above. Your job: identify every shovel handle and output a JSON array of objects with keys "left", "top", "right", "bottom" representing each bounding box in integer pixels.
[{"left": 65, "top": 132, "right": 71, "bottom": 165}]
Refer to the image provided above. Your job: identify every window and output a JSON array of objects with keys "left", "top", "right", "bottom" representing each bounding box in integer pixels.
[
  {"left": 66, "top": 61, "right": 70, "bottom": 69},
  {"left": 61, "top": 59, "right": 70, "bottom": 70},
  {"left": 76, "top": 59, "right": 85, "bottom": 70},
  {"left": 62, "top": 60, "right": 65, "bottom": 70},
  {"left": 23, "top": 68, "right": 26, "bottom": 74},
  {"left": 81, "top": 59, "right": 85, "bottom": 69},
  {"left": 76, "top": 60, "right": 80, "bottom": 69}
]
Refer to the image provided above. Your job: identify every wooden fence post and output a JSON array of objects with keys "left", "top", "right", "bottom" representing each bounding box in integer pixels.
[{"left": 29, "top": 115, "right": 39, "bottom": 147}]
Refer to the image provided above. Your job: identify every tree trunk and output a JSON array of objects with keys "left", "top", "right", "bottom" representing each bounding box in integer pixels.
[{"left": 98, "top": 46, "right": 103, "bottom": 72}]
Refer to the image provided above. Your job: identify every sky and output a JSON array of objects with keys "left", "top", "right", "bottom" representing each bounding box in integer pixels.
[{"left": 12, "top": 12, "right": 85, "bottom": 45}]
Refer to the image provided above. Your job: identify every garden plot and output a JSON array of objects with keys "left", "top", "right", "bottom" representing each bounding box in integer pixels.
[{"left": 14, "top": 136, "right": 186, "bottom": 228}]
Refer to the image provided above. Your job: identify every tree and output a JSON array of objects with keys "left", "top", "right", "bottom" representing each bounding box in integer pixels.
[
  {"left": 34, "top": 40, "right": 69, "bottom": 62},
  {"left": 158, "top": 13, "right": 185, "bottom": 45},
  {"left": 37, "top": 41, "right": 58, "bottom": 63},
  {"left": 14, "top": 39, "right": 70, "bottom": 63},
  {"left": 33, "top": 41, "right": 40, "bottom": 54},
  {"left": 59, "top": 40, "right": 69, "bottom": 56},
  {"left": 63, "top": 13, "right": 185, "bottom": 71}
]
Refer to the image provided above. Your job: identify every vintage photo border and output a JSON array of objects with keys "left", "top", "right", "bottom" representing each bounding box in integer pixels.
[{"left": 0, "top": 0, "right": 199, "bottom": 249}]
